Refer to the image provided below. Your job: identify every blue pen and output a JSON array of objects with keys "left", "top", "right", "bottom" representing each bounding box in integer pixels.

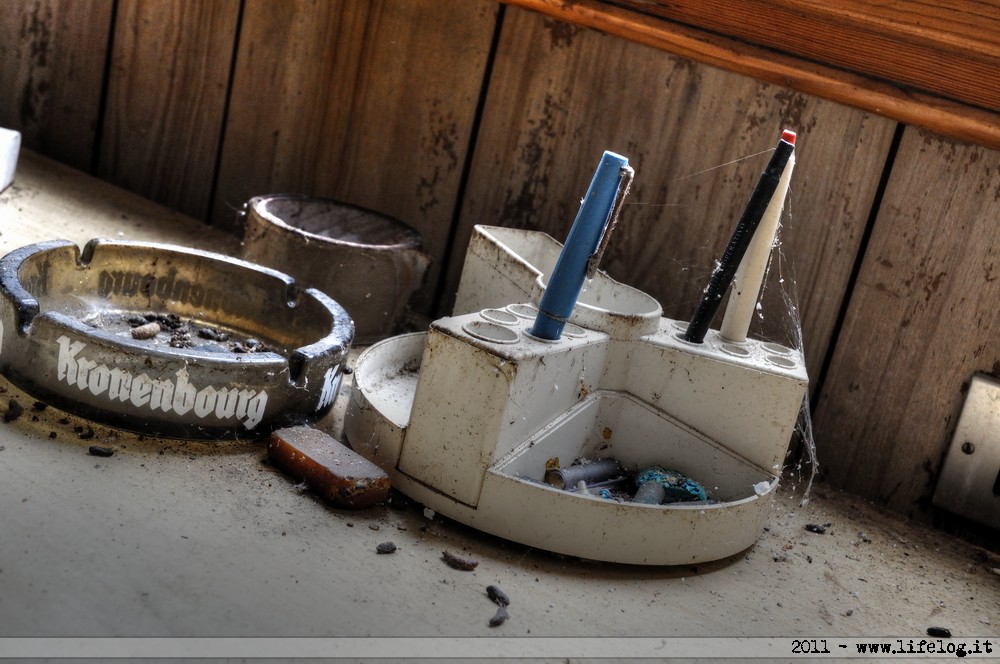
[{"left": 530, "top": 151, "right": 633, "bottom": 341}]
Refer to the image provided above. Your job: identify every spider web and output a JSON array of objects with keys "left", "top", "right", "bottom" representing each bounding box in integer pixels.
[{"left": 622, "top": 148, "right": 819, "bottom": 505}]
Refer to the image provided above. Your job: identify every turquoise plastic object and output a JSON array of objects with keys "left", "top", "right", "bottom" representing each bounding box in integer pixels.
[{"left": 636, "top": 466, "right": 709, "bottom": 502}]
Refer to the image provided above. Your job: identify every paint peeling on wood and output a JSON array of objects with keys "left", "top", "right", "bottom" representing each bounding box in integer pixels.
[
  {"left": 543, "top": 17, "right": 579, "bottom": 49},
  {"left": 500, "top": 93, "right": 567, "bottom": 229},
  {"left": 417, "top": 99, "right": 461, "bottom": 213},
  {"left": 17, "top": 3, "right": 53, "bottom": 127},
  {"left": 0, "top": 1, "right": 111, "bottom": 169}
]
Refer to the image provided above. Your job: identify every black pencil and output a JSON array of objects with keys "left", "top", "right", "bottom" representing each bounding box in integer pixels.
[{"left": 683, "top": 130, "right": 796, "bottom": 344}]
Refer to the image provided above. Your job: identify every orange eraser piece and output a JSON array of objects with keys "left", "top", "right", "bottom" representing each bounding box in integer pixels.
[{"left": 268, "top": 425, "right": 390, "bottom": 509}]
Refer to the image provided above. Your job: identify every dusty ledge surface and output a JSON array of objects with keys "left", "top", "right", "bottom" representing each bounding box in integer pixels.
[{"left": 0, "top": 147, "right": 996, "bottom": 645}]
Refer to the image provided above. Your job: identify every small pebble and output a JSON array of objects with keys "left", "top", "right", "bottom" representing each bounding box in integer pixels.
[
  {"left": 486, "top": 585, "right": 509, "bottom": 607},
  {"left": 31, "top": 402, "right": 47, "bottom": 411},
  {"left": 88, "top": 446, "right": 114, "bottom": 457},
  {"left": 804, "top": 523, "right": 826, "bottom": 534},
  {"left": 376, "top": 542, "right": 397, "bottom": 554},
  {"left": 926, "top": 626, "right": 951, "bottom": 638},
  {"left": 79, "top": 428, "right": 95, "bottom": 440},
  {"left": 3, "top": 399, "right": 23, "bottom": 423},
  {"left": 488, "top": 605, "right": 508, "bottom": 627},
  {"left": 368, "top": 523, "right": 380, "bottom": 531},
  {"left": 442, "top": 550, "right": 478, "bottom": 571}
]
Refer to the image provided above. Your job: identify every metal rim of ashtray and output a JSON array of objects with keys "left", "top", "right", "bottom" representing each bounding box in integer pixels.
[{"left": 0, "top": 238, "right": 354, "bottom": 439}]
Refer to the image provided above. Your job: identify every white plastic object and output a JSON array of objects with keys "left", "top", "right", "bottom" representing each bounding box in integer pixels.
[
  {"left": 0, "top": 128, "right": 21, "bottom": 193},
  {"left": 345, "top": 225, "right": 808, "bottom": 565}
]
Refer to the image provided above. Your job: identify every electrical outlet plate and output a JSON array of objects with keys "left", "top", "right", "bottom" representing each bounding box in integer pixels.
[{"left": 933, "top": 374, "right": 1000, "bottom": 529}]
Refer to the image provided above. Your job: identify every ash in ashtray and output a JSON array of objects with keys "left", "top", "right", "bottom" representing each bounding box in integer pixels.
[
  {"left": 197, "top": 326, "right": 230, "bottom": 342},
  {"left": 81, "top": 310, "right": 279, "bottom": 355}
]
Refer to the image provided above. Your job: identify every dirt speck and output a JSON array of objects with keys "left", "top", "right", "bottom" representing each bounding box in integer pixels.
[
  {"left": 442, "top": 550, "right": 478, "bottom": 571},
  {"left": 3, "top": 399, "right": 24, "bottom": 423},
  {"left": 487, "top": 584, "right": 509, "bottom": 607},
  {"left": 542, "top": 18, "right": 579, "bottom": 48},
  {"left": 488, "top": 605, "right": 508, "bottom": 627}
]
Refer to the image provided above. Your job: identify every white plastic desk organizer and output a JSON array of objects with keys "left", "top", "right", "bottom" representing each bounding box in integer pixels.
[{"left": 345, "top": 142, "right": 807, "bottom": 565}]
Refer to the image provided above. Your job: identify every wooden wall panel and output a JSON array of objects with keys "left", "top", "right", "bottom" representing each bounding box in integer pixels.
[
  {"left": 814, "top": 128, "right": 1000, "bottom": 517},
  {"left": 453, "top": 6, "right": 897, "bottom": 379},
  {"left": 96, "top": 0, "right": 240, "bottom": 220},
  {"left": 212, "top": 0, "right": 498, "bottom": 311},
  {"left": 0, "top": 0, "right": 112, "bottom": 171}
]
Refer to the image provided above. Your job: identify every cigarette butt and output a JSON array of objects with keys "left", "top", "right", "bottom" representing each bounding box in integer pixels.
[{"left": 131, "top": 321, "right": 161, "bottom": 339}]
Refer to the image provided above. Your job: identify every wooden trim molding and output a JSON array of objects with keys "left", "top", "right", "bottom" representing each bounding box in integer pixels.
[
  {"left": 611, "top": 0, "right": 1000, "bottom": 113},
  {"left": 502, "top": 0, "right": 1000, "bottom": 150}
]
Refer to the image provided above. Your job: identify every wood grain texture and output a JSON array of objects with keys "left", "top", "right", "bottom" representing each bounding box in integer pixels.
[
  {"left": 452, "top": 6, "right": 898, "bottom": 382},
  {"left": 611, "top": 0, "right": 1000, "bottom": 113},
  {"left": 97, "top": 0, "right": 240, "bottom": 220},
  {"left": 212, "top": 0, "right": 498, "bottom": 311},
  {"left": 814, "top": 128, "right": 1000, "bottom": 517},
  {"left": 0, "top": 0, "right": 113, "bottom": 170},
  {"left": 502, "top": 0, "right": 1000, "bottom": 152}
]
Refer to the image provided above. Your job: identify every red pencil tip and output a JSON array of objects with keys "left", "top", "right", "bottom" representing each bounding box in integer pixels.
[{"left": 781, "top": 129, "right": 797, "bottom": 145}]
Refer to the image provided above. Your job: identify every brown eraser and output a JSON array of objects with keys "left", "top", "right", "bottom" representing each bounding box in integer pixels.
[{"left": 268, "top": 425, "right": 390, "bottom": 509}]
